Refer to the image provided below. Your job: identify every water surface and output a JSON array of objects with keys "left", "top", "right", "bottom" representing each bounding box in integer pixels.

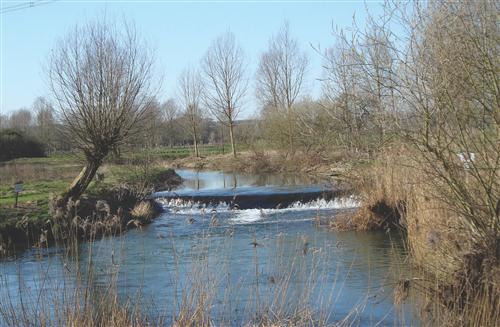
[{"left": 0, "top": 169, "right": 418, "bottom": 326}]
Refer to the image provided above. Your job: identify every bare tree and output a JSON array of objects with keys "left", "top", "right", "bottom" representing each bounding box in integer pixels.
[
  {"left": 161, "top": 98, "right": 179, "bottom": 147},
  {"left": 202, "top": 31, "right": 246, "bottom": 157},
  {"left": 374, "top": 2, "right": 499, "bottom": 324},
  {"left": 321, "top": 29, "right": 364, "bottom": 151},
  {"left": 320, "top": 7, "right": 397, "bottom": 153},
  {"left": 0, "top": 114, "right": 8, "bottom": 129},
  {"left": 141, "top": 97, "right": 163, "bottom": 148},
  {"left": 178, "top": 67, "right": 204, "bottom": 158},
  {"left": 33, "top": 96, "right": 56, "bottom": 153},
  {"left": 49, "top": 18, "right": 156, "bottom": 200},
  {"left": 395, "top": 0, "right": 499, "bottom": 241},
  {"left": 354, "top": 12, "right": 397, "bottom": 146},
  {"left": 9, "top": 108, "right": 33, "bottom": 131},
  {"left": 256, "top": 22, "right": 308, "bottom": 154}
]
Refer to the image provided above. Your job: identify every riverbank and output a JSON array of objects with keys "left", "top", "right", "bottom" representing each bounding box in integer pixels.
[
  {"left": 328, "top": 146, "right": 499, "bottom": 326},
  {"left": 0, "top": 154, "right": 183, "bottom": 256},
  {"left": 170, "top": 149, "right": 366, "bottom": 183}
]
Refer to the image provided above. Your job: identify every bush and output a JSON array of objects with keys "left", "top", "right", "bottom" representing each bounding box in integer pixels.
[{"left": 0, "top": 129, "right": 45, "bottom": 161}]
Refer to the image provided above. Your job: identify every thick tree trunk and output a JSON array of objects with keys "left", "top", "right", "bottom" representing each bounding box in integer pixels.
[
  {"left": 63, "top": 160, "right": 100, "bottom": 201},
  {"left": 229, "top": 122, "right": 236, "bottom": 157}
]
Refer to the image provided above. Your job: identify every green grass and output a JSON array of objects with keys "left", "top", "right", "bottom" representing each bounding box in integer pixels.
[
  {"left": 0, "top": 154, "right": 79, "bottom": 228},
  {"left": 0, "top": 153, "right": 80, "bottom": 209},
  {"left": 0, "top": 200, "right": 51, "bottom": 229},
  {"left": 5, "top": 153, "right": 79, "bottom": 165},
  {"left": 0, "top": 180, "right": 69, "bottom": 206}
]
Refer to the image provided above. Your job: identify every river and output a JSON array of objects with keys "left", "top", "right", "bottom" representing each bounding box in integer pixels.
[{"left": 0, "top": 169, "right": 418, "bottom": 326}]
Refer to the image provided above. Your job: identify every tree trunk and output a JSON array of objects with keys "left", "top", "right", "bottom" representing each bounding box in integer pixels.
[
  {"left": 63, "top": 160, "right": 100, "bottom": 201},
  {"left": 221, "top": 124, "right": 225, "bottom": 154},
  {"left": 229, "top": 122, "right": 237, "bottom": 157},
  {"left": 287, "top": 107, "right": 295, "bottom": 156},
  {"left": 193, "top": 131, "right": 199, "bottom": 158},
  {"left": 288, "top": 119, "right": 294, "bottom": 156}
]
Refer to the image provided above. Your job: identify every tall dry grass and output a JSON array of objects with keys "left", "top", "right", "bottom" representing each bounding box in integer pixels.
[
  {"left": 348, "top": 145, "right": 499, "bottom": 326},
  {"left": 0, "top": 160, "right": 82, "bottom": 185}
]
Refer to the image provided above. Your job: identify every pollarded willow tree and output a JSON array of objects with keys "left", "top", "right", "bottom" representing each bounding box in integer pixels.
[
  {"left": 202, "top": 31, "right": 247, "bottom": 158},
  {"left": 256, "top": 22, "right": 308, "bottom": 154},
  {"left": 178, "top": 67, "right": 204, "bottom": 158},
  {"left": 49, "top": 18, "right": 157, "bottom": 200}
]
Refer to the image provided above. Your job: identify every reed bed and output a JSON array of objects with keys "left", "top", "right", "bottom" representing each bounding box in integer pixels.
[{"left": 345, "top": 146, "right": 500, "bottom": 326}]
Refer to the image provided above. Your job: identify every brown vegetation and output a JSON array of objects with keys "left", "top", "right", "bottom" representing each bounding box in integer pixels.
[
  {"left": 170, "top": 149, "right": 351, "bottom": 181},
  {"left": 315, "top": 1, "right": 500, "bottom": 324},
  {"left": 335, "top": 145, "right": 499, "bottom": 326}
]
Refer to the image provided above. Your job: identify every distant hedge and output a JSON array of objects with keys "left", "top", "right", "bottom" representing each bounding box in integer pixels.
[{"left": 0, "top": 129, "right": 45, "bottom": 161}]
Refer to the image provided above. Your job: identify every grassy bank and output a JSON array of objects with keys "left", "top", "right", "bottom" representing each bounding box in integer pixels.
[
  {"left": 0, "top": 145, "right": 214, "bottom": 207},
  {"left": 0, "top": 149, "right": 187, "bottom": 256}
]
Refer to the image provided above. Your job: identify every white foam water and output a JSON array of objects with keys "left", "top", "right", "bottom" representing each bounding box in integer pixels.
[
  {"left": 229, "top": 196, "right": 360, "bottom": 224},
  {"left": 157, "top": 196, "right": 359, "bottom": 224},
  {"left": 287, "top": 196, "right": 360, "bottom": 210},
  {"left": 156, "top": 198, "right": 231, "bottom": 215}
]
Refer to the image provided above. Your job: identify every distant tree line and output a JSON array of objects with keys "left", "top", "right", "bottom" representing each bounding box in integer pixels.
[{"left": 0, "top": 95, "right": 250, "bottom": 159}]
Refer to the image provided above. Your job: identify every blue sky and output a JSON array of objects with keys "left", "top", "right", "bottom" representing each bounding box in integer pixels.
[{"left": 0, "top": 0, "right": 381, "bottom": 117}]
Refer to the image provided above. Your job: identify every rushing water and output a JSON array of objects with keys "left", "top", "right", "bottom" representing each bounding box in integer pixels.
[{"left": 0, "top": 170, "right": 418, "bottom": 326}]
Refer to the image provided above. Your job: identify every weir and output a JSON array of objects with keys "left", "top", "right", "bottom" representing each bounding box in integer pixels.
[{"left": 154, "top": 185, "right": 345, "bottom": 209}]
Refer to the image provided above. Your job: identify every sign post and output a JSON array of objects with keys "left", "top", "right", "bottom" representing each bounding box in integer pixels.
[{"left": 14, "top": 181, "right": 23, "bottom": 208}]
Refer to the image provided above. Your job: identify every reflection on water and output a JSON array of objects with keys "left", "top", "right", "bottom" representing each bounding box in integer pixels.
[
  {"left": 0, "top": 170, "right": 419, "bottom": 325},
  {"left": 176, "top": 169, "right": 323, "bottom": 191}
]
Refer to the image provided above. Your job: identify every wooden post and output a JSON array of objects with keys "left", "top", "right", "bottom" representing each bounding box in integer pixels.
[{"left": 14, "top": 181, "right": 23, "bottom": 208}]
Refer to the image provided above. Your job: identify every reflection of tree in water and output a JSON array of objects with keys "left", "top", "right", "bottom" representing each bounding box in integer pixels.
[
  {"left": 242, "top": 172, "right": 318, "bottom": 188},
  {"left": 179, "top": 170, "right": 322, "bottom": 191}
]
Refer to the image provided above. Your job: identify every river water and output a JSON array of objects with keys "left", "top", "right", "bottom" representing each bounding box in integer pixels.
[{"left": 0, "top": 170, "right": 418, "bottom": 326}]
